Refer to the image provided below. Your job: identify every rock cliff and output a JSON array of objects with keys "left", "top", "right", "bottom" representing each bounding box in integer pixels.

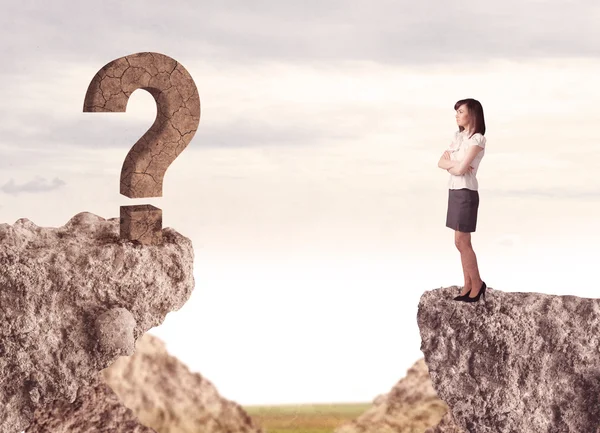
[
  {"left": 0, "top": 212, "right": 194, "bottom": 432},
  {"left": 102, "top": 334, "right": 264, "bottom": 433},
  {"left": 26, "top": 377, "right": 156, "bottom": 433},
  {"left": 333, "top": 358, "right": 447, "bottom": 433},
  {"left": 28, "top": 334, "right": 264, "bottom": 433},
  {"left": 418, "top": 285, "right": 600, "bottom": 433}
]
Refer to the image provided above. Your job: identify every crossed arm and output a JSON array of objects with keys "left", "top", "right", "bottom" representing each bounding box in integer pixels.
[
  {"left": 438, "top": 145, "right": 482, "bottom": 175},
  {"left": 438, "top": 152, "right": 468, "bottom": 176}
]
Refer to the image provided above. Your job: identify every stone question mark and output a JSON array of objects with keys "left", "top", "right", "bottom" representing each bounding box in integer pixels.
[{"left": 83, "top": 52, "right": 200, "bottom": 245}]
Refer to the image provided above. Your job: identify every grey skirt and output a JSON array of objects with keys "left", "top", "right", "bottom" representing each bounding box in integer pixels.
[{"left": 446, "top": 188, "right": 479, "bottom": 233}]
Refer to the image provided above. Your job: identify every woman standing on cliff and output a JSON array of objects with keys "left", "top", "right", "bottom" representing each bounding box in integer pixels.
[{"left": 437, "top": 99, "right": 487, "bottom": 303}]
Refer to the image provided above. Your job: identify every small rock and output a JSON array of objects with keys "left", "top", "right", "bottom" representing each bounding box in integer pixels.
[{"left": 95, "top": 308, "right": 136, "bottom": 357}]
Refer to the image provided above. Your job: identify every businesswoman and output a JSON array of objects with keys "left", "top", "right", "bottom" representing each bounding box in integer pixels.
[{"left": 438, "top": 98, "right": 487, "bottom": 303}]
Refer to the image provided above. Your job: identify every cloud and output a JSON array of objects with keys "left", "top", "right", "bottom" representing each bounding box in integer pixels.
[
  {"left": 1, "top": 0, "right": 599, "bottom": 70},
  {"left": 0, "top": 113, "right": 356, "bottom": 151},
  {"left": 1, "top": 177, "right": 66, "bottom": 196}
]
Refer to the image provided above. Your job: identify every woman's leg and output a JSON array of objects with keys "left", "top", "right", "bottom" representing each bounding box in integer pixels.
[
  {"left": 459, "top": 255, "right": 472, "bottom": 296},
  {"left": 455, "top": 231, "right": 483, "bottom": 296}
]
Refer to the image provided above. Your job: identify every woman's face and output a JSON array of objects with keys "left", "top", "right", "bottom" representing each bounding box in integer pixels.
[{"left": 455, "top": 104, "right": 470, "bottom": 130}]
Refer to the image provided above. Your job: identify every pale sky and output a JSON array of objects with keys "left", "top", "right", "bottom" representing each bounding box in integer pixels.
[{"left": 1, "top": 1, "right": 599, "bottom": 405}]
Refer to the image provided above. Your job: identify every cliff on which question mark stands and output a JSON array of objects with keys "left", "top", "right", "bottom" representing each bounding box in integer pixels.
[{"left": 0, "top": 211, "right": 194, "bottom": 433}]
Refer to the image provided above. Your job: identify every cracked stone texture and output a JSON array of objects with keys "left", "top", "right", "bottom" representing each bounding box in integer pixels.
[
  {"left": 83, "top": 51, "right": 201, "bottom": 199},
  {"left": 120, "top": 204, "right": 163, "bottom": 245},
  {"left": 25, "top": 377, "right": 157, "bottom": 433},
  {"left": 418, "top": 286, "right": 600, "bottom": 433},
  {"left": 334, "top": 358, "right": 448, "bottom": 433},
  {"left": 101, "top": 333, "right": 265, "bottom": 433},
  {"left": 0, "top": 212, "right": 194, "bottom": 433}
]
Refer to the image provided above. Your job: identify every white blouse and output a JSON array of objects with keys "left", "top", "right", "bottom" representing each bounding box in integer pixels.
[{"left": 447, "top": 130, "right": 486, "bottom": 191}]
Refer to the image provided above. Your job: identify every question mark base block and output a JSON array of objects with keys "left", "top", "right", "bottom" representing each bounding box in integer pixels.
[{"left": 120, "top": 205, "right": 162, "bottom": 245}]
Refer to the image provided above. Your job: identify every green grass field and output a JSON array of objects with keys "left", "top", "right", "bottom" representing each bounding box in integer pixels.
[{"left": 243, "top": 402, "right": 371, "bottom": 433}]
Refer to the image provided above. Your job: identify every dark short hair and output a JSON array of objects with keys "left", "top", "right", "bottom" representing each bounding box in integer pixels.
[{"left": 454, "top": 98, "right": 486, "bottom": 138}]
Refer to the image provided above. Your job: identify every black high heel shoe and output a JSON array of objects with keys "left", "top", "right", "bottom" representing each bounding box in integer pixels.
[
  {"left": 453, "top": 287, "right": 471, "bottom": 301},
  {"left": 462, "top": 281, "right": 486, "bottom": 303}
]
